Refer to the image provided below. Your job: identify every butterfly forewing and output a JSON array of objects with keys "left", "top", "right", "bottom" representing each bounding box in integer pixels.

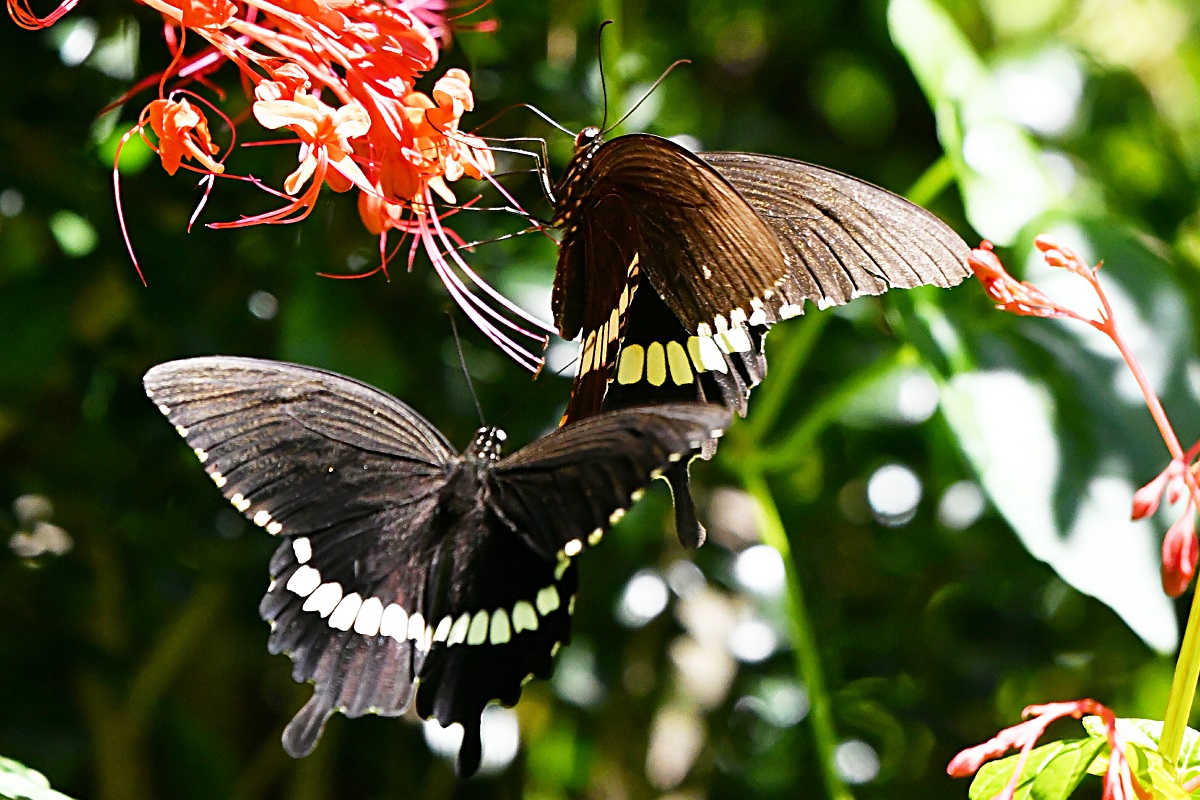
[
  {"left": 700, "top": 151, "right": 970, "bottom": 314},
  {"left": 553, "top": 135, "right": 789, "bottom": 340},
  {"left": 146, "top": 357, "right": 457, "bottom": 755}
]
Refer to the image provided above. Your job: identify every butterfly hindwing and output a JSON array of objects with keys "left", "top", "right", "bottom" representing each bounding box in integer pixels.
[{"left": 490, "top": 403, "right": 732, "bottom": 558}]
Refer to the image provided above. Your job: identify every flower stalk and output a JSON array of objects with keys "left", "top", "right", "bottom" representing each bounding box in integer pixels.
[{"left": 955, "top": 237, "right": 1200, "bottom": 787}]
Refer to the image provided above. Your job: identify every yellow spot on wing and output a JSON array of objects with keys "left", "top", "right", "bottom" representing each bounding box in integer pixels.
[
  {"left": 645, "top": 342, "right": 667, "bottom": 387},
  {"left": 617, "top": 344, "right": 644, "bottom": 385},
  {"left": 666, "top": 341, "right": 693, "bottom": 385}
]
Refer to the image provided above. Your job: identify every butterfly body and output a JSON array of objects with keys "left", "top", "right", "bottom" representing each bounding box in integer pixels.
[{"left": 145, "top": 356, "right": 729, "bottom": 776}]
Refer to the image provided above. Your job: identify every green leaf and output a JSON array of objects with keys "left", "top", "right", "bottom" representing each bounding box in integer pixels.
[
  {"left": 929, "top": 220, "right": 1188, "bottom": 653},
  {"left": 1081, "top": 718, "right": 1200, "bottom": 796},
  {"left": 0, "top": 756, "right": 76, "bottom": 800},
  {"left": 887, "top": 0, "right": 1058, "bottom": 245},
  {"left": 968, "top": 738, "right": 1105, "bottom": 800}
]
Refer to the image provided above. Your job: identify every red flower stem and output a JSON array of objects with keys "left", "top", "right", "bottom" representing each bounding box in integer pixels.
[{"left": 1101, "top": 319, "right": 1200, "bottom": 765}]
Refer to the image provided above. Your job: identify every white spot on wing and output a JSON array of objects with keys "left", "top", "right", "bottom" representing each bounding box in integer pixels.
[
  {"left": 303, "top": 582, "right": 343, "bottom": 617},
  {"left": 231, "top": 494, "right": 250, "bottom": 513},
  {"left": 407, "top": 612, "right": 426, "bottom": 643},
  {"left": 433, "top": 615, "right": 452, "bottom": 642},
  {"left": 175, "top": 424, "right": 189, "bottom": 437},
  {"left": 292, "top": 537, "right": 312, "bottom": 564},
  {"left": 631, "top": 488, "right": 645, "bottom": 502},
  {"left": 210, "top": 471, "right": 227, "bottom": 488},
  {"left": 286, "top": 565, "right": 321, "bottom": 597},
  {"left": 696, "top": 335, "right": 728, "bottom": 372},
  {"left": 588, "top": 528, "right": 603, "bottom": 546},
  {"left": 193, "top": 448, "right": 208, "bottom": 463},
  {"left": 253, "top": 510, "right": 272, "bottom": 527},
  {"left": 266, "top": 521, "right": 283, "bottom": 536},
  {"left": 447, "top": 612, "right": 471, "bottom": 646},
  {"left": 354, "top": 597, "right": 384, "bottom": 636},
  {"left": 512, "top": 601, "right": 538, "bottom": 632},
  {"left": 563, "top": 539, "right": 583, "bottom": 557},
  {"left": 379, "top": 603, "right": 409, "bottom": 640},
  {"left": 467, "top": 610, "right": 490, "bottom": 645},
  {"left": 329, "top": 592, "right": 363, "bottom": 631},
  {"left": 536, "top": 584, "right": 561, "bottom": 616},
  {"left": 609, "top": 508, "right": 626, "bottom": 524},
  {"left": 490, "top": 609, "right": 512, "bottom": 644}
]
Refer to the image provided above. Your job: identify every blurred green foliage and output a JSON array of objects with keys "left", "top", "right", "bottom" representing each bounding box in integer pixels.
[{"left": 2, "top": 0, "right": 1200, "bottom": 798}]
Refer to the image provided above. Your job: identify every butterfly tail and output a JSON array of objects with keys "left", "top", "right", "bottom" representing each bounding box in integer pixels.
[
  {"left": 282, "top": 689, "right": 335, "bottom": 757},
  {"left": 457, "top": 718, "right": 483, "bottom": 777},
  {"left": 665, "top": 460, "right": 706, "bottom": 549}
]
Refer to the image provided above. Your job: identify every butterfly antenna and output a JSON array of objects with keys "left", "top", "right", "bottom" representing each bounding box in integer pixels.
[
  {"left": 597, "top": 19, "right": 614, "bottom": 132},
  {"left": 448, "top": 314, "right": 487, "bottom": 426},
  {"left": 604, "top": 58, "right": 691, "bottom": 135},
  {"left": 473, "top": 103, "right": 574, "bottom": 137}
]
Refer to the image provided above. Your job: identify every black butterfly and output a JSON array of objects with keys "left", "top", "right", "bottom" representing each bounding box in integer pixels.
[
  {"left": 550, "top": 131, "right": 971, "bottom": 547},
  {"left": 143, "top": 356, "right": 730, "bottom": 776}
]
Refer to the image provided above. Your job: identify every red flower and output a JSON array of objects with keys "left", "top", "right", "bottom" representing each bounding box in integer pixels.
[
  {"left": 140, "top": 97, "right": 225, "bottom": 175},
  {"left": 1162, "top": 503, "right": 1198, "bottom": 598},
  {"left": 949, "top": 700, "right": 1144, "bottom": 800},
  {"left": 15, "top": 0, "right": 552, "bottom": 367}
]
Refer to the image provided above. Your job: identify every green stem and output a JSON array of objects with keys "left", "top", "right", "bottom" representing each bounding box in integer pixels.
[
  {"left": 757, "top": 346, "right": 914, "bottom": 473},
  {"left": 1163, "top": 588, "right": 1200, "bottom": 762},
  {"left": 904, "top": 154, "right": 955, "bottom": 208},
  {"left": 744, "top": 469, "right": 853, "bottom": 800},
  {"left": 128, "top": 582, "right": 226, "bottom": 728},
  {"left": 748, "top": 314, "right": 832, "bottom": 440}
]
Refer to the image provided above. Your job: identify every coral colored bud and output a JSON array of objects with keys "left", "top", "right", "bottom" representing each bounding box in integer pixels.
[
  {"left": 1161, "top": 504, "right": 1197, "bottom": 597},
  {"left": 1132, "top": 462, "right": 1182, "bottom": 520}
]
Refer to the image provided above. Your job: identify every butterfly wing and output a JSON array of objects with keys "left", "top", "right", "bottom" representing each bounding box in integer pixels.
[
  {"left": 553, "top": 134, "right": 789, "bottom": 341},
  {"left": 489, "top": 403, "right": 732, "bottom": 556},
  {"left": 143, "top": 357, "right": 457, "bottom": 758},
  {"left": 413, "top": 402, "right": 730, "bottom": 774},
  {"left": 700, "top": 151, "right": 971, "bottom": 313}
]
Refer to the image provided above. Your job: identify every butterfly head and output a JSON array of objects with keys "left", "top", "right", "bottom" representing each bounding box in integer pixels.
[
  {"left": 466, "top": 426, "right": 507, "bottom": 462},
  {"left": 574, "top": 126, "right": 602, "bottom": 153}
]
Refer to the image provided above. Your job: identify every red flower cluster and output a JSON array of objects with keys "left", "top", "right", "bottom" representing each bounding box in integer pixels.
[
  {"left": 970, "top": 237, "right": 1200, "bottom": 596},
  {"left": 10, "top": 0, "right": 551, "bottom": 368},
  {"left": 948, "top": 699, "right": 1144, "bottom": 800}
]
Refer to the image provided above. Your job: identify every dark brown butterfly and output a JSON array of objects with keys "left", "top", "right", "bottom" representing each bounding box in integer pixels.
[
  {"left": 145, "top": 356, "right": 730, "bottom": 776},
  {"left": 551, "top": 131, "right": 971, "bottom": 547}
]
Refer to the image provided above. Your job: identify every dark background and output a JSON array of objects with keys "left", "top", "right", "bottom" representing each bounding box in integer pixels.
[{"left": 2, "top": 0, "right": 1199, "bottom": 797}]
